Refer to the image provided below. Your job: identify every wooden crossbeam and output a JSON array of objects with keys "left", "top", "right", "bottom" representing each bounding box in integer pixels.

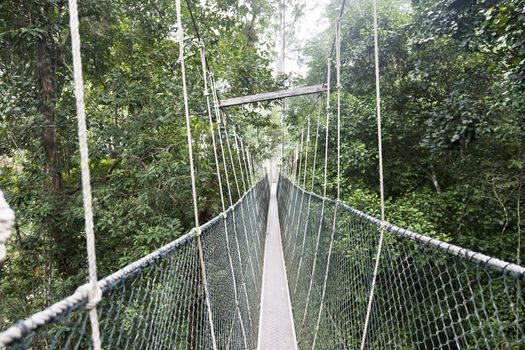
[{"left": 219, "top": 84, "right": 326, "bottom": 108}]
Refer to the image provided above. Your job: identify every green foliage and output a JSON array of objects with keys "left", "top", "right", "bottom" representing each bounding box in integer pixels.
[
  {"left": 289, "top": 0, "right": 523, "bottom": 267},
  {"left": 0, "top": 0, "right": 278, "bottom": 327}
]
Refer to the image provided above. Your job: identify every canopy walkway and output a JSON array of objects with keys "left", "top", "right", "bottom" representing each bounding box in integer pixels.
[
  {"left": 0, "top": 171, "right": 524, "bottom": 349},
  {"left": 0, "top": 0, "right": 524, "bottom": 348}
]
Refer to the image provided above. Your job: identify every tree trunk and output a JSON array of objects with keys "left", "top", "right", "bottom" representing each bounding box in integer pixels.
[
  {"left": 36, "top": 36, "right": 78, "bottom": 276},
  {"left": 429, "top": 166, "right": 441, "bottom": 193},
  {"left": 37, "top": 38, "right": 61, "bottom": 193}
]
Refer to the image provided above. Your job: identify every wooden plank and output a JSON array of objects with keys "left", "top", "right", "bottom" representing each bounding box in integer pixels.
[{"left": 219, "top": 84, "right": 326, "bottom": 108}]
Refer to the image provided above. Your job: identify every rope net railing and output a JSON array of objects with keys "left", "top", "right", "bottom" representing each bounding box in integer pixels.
[
  {"left": 278, "top": 175, "right": 524, "bottom": 349},
  {"left": 0, "top": 176, "right": 270, "bottom": 349}
]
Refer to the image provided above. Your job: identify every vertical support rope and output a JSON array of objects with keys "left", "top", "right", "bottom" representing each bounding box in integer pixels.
[
  {"left": 175, "top": 1, "right": 217, "bottom": 348},
  {"left": 313, "top": 23, "right": 343, "bottom": 343},
  {"left": 323, "top": 57, "right": 331, "bottom": 199},
  {"left": 198, "top": 42, "right": 247, "bottom": 349},
  {"left": 209, "top": 73, "right": 255, "bottom": 334},
  {"left": 223, "top": 125, "right": 242, "bottom": 199},
  {"left": 233, "top": 131, "right": 248, "bottom": 194},
  {"left": 285, "top": 132, "right": 304, "bottom": 254},
  {"left": 239, "top": 136, "right": 262, "bottom": 246},
  {"left": 299, "top": 101, "right": 323, "bottom": 325},
  {"left": 239, "top": 139, "right": 253, "bottom": 187},
  {"left": 302, "top": 64, "right": 331, "bottom": 328},
  {"left": 233, "top": 130, "right": 261, "bottom": 274},
  {"left": 336, "top": 17, "right": 342, "bottom": 201},
  {"left": 223, "top": 124, "right": 258, "bottom": 288},
  {"left": 288, "top": 129, "right": 305, "bottom": 257},
  {"left": 284, "top": 142, "right": 299, "bottom": 238},
  {"left": 293, "top": 112, "right": 315, "bottom": 294},
  {"left": 360, "top": 0, "right": 386, "bottom": 347},
  {"left": 67, "top": 1, "right": 101, "bottom": 348},
  {"left": 290, "top": 116, "right": 311, "bottom": 278}
]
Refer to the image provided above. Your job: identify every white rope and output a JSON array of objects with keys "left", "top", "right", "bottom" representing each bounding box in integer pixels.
[
  {"left": 239, "top": 136, "right": 253, "bottom": 188},
  {"left": 175, "top": 2, "right": 217, "bottom": 348},
  {"left": 0, "top": 190, "right": 15, "bottom": 265},
  {"left": 223, "top": 124, "right": 259, "bottom": 287},
  {"left": 312, "top": 52, "right": 338, "bottom": 350},
  {"left": 291, "top": 118, "right": 311, "bottom": 281},
  {"left": 360, "top": 0, "right": 386, "bottom": 347},
  {"left": 210, "top": 75, "right": 235, "bottom": 208},
  {"left": 293, "top": 113, "right": 314, "bottom": 294},
  {"left": 223, "top": 126, "right": 242, "bottom": 198},
  {"left": 233, "top": 129, "right": 261, "bottom": 275},
  {"left": 198, "top": 42, "right": 248, "bottom": 349},
  {"left": 336, "top": 17, "right": 342, "bottom": 201},
  {"left": 300, "top": 101, "right": 323, "bottom": 328},
  {"left": 284, "top": 142, "right": 299, "bottom": 238},
  {"left": 303, "top": 72, "right": 331, "bottom": 329},
  {"left": 285, "top": 133, "right": 304, "bottom": 254},
  {"left": 67, "top": 1, "right": 101, "bottom": 347},
  {"left": 237, "top": 134, "right": 262, "bottom": 254},
  {"left": 209, "top": 72, "right": 255, "bottom": 330},
  {"left": 246, "top": 148, "right": 255, "bottom": 185},
  {"left": 233, "top": 131, "right": 248, "bottom": 193},
  {"left": 287, "top": 129, "right": 305, "bottom": 256},
  {"left": 323, "top": 56, "right": 331, "bottom": 199}
]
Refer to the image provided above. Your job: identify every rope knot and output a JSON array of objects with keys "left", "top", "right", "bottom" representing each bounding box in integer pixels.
[
  {"left": 86, "top": 285, "right": 102, "bottom": 310},
  {"left": 221, "top": 212, "right": 227, "bottom": 219},
  {"left": 191, "top": 227, "right": 202, "bottom": 237}
]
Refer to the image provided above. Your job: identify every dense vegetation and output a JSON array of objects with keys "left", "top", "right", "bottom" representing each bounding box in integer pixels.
[
  {"left": 0, "top": 0, "right": 279, "bottom": 327},
  {"left": 286, "top": 0, "right": 523, "bottom": 266},
  {"left": 0, "top": 0, "right": 523, "bottom": 333}
]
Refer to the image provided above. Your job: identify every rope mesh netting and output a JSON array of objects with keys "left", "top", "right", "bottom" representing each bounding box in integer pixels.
[
  {"left": 278, "top": 175, "right": 524, "bottom": 350},
  {"left": 0, "top": 176, "right": 270, "bottom": 350}
]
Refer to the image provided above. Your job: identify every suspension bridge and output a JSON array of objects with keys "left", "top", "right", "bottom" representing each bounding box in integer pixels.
[{"left": 0, "top": 0, "right": 524, "bottom": 349}]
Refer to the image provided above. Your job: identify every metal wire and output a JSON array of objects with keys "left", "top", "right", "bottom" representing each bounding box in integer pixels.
[
  {"left": 0, "top": 178, "right": 270, "bottom": 349},
  {"left": 278, "top": 176, "right": 525, "bottom": 349}
]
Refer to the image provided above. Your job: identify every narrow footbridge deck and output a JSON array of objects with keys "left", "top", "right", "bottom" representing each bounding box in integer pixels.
[{"left": 258, "top": 182, "right": 297, "bottom": 349}]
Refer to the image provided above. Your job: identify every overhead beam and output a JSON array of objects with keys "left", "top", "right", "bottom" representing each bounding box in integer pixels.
[{"left": 219, "top": 84, "right": 326, "bottom": 108}]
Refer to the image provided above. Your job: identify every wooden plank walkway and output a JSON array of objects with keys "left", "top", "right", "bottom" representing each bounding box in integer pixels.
[{"left": 257, "top": 180, "right": 298, "bottom": 350}]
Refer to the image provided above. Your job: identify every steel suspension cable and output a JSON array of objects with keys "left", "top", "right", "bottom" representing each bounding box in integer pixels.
[
  {"left": 360, "top": 0, "right": 386, "bottom": 347},
  {"left": 176, "top": 1, "right": 217, "bottom": 348}
]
